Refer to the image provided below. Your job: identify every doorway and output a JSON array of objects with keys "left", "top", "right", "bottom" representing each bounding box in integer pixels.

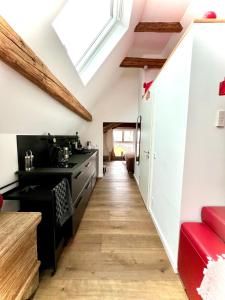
[{"left": 103, "top": 122, "right": 136, "bottom": 176}]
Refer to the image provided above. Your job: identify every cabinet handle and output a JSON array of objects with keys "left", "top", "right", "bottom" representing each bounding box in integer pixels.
[
  {"left": 74, "top": 171, "right": 82, "bottom": 179},
  {"left": 75, "top": 196, "right": 82, "bottom": 208},
  {"left": 85, "top": 162, "right": 90, "bottom": 168},
  {"left": 85, "top": 181, "right": 91, "bottom": 189}
]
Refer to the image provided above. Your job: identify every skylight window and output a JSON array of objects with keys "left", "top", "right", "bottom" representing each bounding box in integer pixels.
[
  {"left": 73, "top": 1, "right": 112, "bottom": 65},
  {"left": 53, "top": 0, "right": 132, "bottom": 85}
]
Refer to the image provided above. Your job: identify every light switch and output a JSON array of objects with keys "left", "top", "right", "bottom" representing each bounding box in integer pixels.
[{"left": 216, "top": 110, "right": 225, "bottom": 128}]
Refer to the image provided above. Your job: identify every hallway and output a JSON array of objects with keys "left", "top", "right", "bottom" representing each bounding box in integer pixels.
[{"left": 34, "top": 161, "right": 187, "bottom": 300}]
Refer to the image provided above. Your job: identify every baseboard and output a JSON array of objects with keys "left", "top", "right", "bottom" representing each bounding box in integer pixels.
[
  {"left": 149, "top": 207, "right": 178, "bottom": 273},
  {"left": 133, "top": 174, "right": 139, "bottom": 186}
]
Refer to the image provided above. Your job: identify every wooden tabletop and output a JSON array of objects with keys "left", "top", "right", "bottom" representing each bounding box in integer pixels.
[{"left": 0, "top": 212, "right": 41, "bottom": 258}]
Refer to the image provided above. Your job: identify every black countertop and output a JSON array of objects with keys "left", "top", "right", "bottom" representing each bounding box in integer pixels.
[
  {"left": 17, "top": 150, "right": 98, "bottom": 175},
  {"left": 4, "top": 150, "right": 98, "bottom": 201}
]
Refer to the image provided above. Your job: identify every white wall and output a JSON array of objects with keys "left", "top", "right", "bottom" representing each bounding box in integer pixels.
[
  {"left": 149, "top": 31, "right": 193, "bottom": 270},
  {"left": 0, "top": 134, "right": 20, "bottom": 211},
  {"left": 162, "top": 0, "right": 225, "bottom": 57},
  {"left": 103, "top": 130, "right": 114, "bottom": 157},
  {"left": 181, "top": 24, "right": 225, "bottom": 221},
  {"left": 0, "top": 135, "right": 18, "bottom": 187},
  {"left": 103, "top": 133, "right": 108, "bottom": 157}
]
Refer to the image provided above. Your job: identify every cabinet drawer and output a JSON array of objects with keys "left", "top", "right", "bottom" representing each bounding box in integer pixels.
[
  {"left": 92, "top": 171, "right": 97, "bottom": 190},
  {"left": 72, "top": 192, "right": 86, "bottom": 235},
  {"left": 72, "top": 168, "right": 88, "bottom": 202},
  {"left": 83, "top": 160, "right": 95, "bottom": 178},
  {"left": 72, "top": 158, "right": 96, "bottom": 203},
  {"left": 83, "top": 178, "right": 92, "bottom": 203},
  {"left": 72, "top": 179, "right": 92, "bottom": 235}
]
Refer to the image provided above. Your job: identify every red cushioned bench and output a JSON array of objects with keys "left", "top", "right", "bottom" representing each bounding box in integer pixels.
[{"left": 178, "top": 206, "right": 225, "bottom": 300}]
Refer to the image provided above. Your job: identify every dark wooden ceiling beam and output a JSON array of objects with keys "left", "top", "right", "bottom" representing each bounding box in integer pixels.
[
  {"left": 134, "top": 22, "right": 183, "bottom": 33},
  {"left": 120, "top": 57, "right": 166, "bottom": 69},
  {"left": 103, "top": 123, "right": 122, "bottom": 133}
]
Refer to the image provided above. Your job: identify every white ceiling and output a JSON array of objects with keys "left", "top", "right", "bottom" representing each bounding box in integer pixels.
[
  {"left": 141, "top": 0, "right": 192, "bottom": 21},
  {"left": 130, "top": 0, "right": 193, "bottom": 56}
]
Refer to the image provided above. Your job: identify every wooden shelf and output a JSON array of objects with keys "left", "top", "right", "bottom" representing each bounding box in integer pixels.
[{"left": 194, "top": 19, "right": 225, "bottom": 23}]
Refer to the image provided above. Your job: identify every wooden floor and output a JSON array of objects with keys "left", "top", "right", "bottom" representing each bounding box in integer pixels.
[{"left": 33, "top": 161, "right": 187, "bottom": 300}]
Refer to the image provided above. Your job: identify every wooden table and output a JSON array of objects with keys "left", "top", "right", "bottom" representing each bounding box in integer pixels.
[{"left": 0, "top": 212, "right": 41, "bottom": 300}]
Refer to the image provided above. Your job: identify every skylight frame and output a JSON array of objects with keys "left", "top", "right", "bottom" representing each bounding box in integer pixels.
[
  {"left": 75, "top": 0, "right": 124, "bottom": 73},
  {"left": 53, "top": 0, "right": 132, "bottom": 85}
]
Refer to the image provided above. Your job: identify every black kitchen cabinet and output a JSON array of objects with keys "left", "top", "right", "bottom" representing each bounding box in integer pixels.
[{"left": 4, "top": 149, "right": 98, "bottom": 273}]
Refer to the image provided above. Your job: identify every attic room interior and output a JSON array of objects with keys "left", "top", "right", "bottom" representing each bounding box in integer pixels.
[{"left": 0, "top": 0, "right": 225, "bottom": 299}]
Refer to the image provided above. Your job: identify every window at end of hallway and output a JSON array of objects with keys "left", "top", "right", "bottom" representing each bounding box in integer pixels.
[{"left": 113, "top": 128, "right": 135, "bottom": 157}]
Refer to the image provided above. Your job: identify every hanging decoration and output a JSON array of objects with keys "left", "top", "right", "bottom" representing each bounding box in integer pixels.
[
  {"left": 143, "top": 80, "right": 153, "bottom": 100},
  {"left": 203, "top": 11, "right": 217, "bottom": 19},
  {"left": 219, "top": 78, "right": 225, "bottom": 96}
]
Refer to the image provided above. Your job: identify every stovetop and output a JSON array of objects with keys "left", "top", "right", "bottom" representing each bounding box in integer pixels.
[{"left": 51, "top": 162, "right": 77, "bottom": 168}]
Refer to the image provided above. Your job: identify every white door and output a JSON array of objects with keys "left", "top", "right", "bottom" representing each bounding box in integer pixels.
[{"left": 139, "top": 93, "right": 154, "bottom": 210}]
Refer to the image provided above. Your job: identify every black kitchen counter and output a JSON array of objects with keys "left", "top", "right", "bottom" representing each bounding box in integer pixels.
[
  {"left": 5, "top": 138, "right": 98, "bottom": 273},
  {"left": 17, "top": 150, "right": 98, "bottom": 175}
]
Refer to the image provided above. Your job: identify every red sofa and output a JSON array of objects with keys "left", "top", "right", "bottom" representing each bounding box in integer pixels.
[{"left": 178, "top": 206, "right": 225, "bottom": 300}]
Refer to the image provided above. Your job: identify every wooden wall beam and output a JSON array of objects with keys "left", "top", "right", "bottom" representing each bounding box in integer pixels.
[
  {"left": 120, "top": 57, "right": 166, "bottom": 69},
  {"left": 0, "top": 17, "right": 92, "bottom": 121},
  {"left": 134, "top": 22, "right": 183, "bottom": 33}
]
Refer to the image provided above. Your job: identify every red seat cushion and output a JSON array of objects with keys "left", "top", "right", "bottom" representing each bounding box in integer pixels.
[
  {"left": 178, "top": 222, "right": 225, "bottom": 300},
  {"left": 202, "top": 206, "right": 225, "bottom": 243}
]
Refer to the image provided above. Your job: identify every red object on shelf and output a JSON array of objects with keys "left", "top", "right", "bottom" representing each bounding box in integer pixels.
[
  {"left": 0, "top": 194, "right": 3, "bottom": 209},
  {"left": 204, "top": 11, "right": 217, "bottom": 19},
  {"left": 143, "top": 80, "right": 153, "bottom": 93},
  {"left": 219, "top": 78, "right": 225, "bottom": 96}
]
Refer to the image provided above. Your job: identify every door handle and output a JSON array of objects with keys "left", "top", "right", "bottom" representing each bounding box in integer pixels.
[
  {"left": 75, "top": 196, "right": 83, "bottom": 208},
  {"left": 85, "top": 181, "right": 91, "bottom": 190},
  {"left": 144, "top": 150, "right": 150, "bottom": 155},
  {"left": 74, "top": 171, "right": 82, "bottom": 179}
]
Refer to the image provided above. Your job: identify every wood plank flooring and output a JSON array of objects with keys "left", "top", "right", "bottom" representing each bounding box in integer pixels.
[{"left": 33, "top": 161, "right": 187, "bottom": 300}]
